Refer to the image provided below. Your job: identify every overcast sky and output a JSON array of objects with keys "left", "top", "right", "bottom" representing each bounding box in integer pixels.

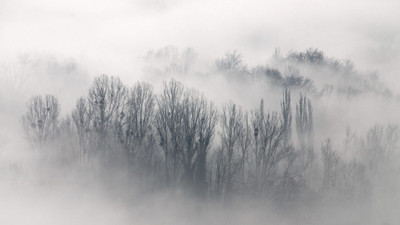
[
  {"left": 1, "top": 0, "right": 399, "bottom": 90},
  {"left": 1, "top": 2, "right": 400, "bottom": 224}
]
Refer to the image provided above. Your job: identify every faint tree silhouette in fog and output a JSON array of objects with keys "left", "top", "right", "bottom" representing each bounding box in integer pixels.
[
  {"left": 144, "top": 46, "right": 197, "bottom": 75},
  {"left": 215, "top": 50, "right": 248, "bottom": 75},
  {"left": 321, "top": 139, "right": 340, "bottom": 191},
  {"left": 295, "top": 93, "right": 314, "bottom": 172},
  {"left": 0, "top": 54, "right": 31, "bottom": 91},
  {"left": 288, "top": 48, "right": 325, "bottom": 64},
  {"left": 219, "top": 102, "right": 244, "bottom": 196},
  {"left": 278, "top": 89, "right": 298, "bottom": 201},
  {"left": 57, "top": 115, "right": 79, "bottom": 162},
  {"left": 72, "top": 97, "right": 93, "bottom": 164},
  {"left": 252, "top": 66, "right": 283, "bottom": 86},
  {"left": 237, "top": 111, "right": 252, "bottom": 192},
  {"left": 211, "top": 146, "right": 227, "bottom": 198},
  {"left": 362, "top": 124, "right": 400, "bottom": 186},
  {"left": 281, "top": 89, "right": 292, "bottom": 143},
  {"left": 282, "top": 66, "right": 315, "bottom": 92},
  {"left": 340, "top": 159, "right": 369, "bottom": 200},
  {"left": 21, "top": 95, "right": 60, "bottom": 149},
  {"left": 275, "top": 93, "right": 314, "bottom": 201}
]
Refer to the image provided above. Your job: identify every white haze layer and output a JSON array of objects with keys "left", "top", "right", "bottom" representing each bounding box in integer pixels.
[
  {"left": 1, "top": 0, "right": 399, "bottom": 89},
  {"left": 1, "top": 0, "right": 400, "bottom": 224}
]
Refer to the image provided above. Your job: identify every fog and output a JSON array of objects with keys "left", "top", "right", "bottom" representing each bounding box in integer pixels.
[
  {"left": 1, "top": 0, "right": 399, "bottom": 81},
  {"left": 1, "top": 0, "right": 400, "bottom": 224}
]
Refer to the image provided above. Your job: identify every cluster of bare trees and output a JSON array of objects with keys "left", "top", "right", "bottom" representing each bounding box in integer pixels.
[
  {"left": 319, "top": 124, "right": 400, "bottom": 201},
  {"left": 20, "top": 74, "right": 399, "bottom": 202}
]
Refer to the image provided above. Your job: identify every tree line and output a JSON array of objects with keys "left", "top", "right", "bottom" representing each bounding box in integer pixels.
[{"left": 21, "top": 74, "right": 399, "bottom": 202}]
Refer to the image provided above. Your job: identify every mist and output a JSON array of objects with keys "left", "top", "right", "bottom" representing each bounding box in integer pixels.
[{"left": 1, "top": 0, "right": 400, "bottom": 224}]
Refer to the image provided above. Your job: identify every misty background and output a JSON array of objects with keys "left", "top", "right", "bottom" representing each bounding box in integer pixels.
[{"left": 1, "top": 0, "right": 400, "bottom": 224}]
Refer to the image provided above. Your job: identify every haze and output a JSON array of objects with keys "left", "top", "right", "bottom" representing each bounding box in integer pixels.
[{"left": 1, "top": 0, "right": 400, "bottom": 224}]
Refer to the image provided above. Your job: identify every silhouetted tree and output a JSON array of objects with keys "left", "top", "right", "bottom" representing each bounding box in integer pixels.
[
  {"left": 191, "top": 92, "right": 218, "bottom": 196},
  {"left": 219, "top": 102, "right": 243, "bottom": 196},
  {"left": 288, "top": 48, "right": 325, "bottom": 64},
  {"left": 215, "top": 50, "right": 248, "bottom": 76},
  {"left": 362, "top": 124, "right": 400, "bottom": 188},
  {"left": 155, "top": 80, "right": 217, "bottom": 194},
  {"left": 87, "top": 75, "right": 127, "bottom": 161},
  {"left": 251, "top": 100, "right": 289, "bottom": 195},
  {"left": 295, "top": 93, "right": 314, "bottom": 173},
  {"left": 238, "top": 111, "right": 252, "bottom": 192},
  {"left": 116, "top": 81, "right": 155, "bottom": 168},
  {"left": 72, "top": 97, "right": 92, "bottom": 164},
  {"left": 21, "top": 95, "right": 60, "bottom": 149},
  {"left": 155, "top": 79, "right": 185, "bottom": 186},
  {"left": 321, "top": 139, "right": 340, "bottom": 191},
  {"left": 212, "top": 147, "right": 227, "bottom": 197},
  {"left": 281, "top": 89, "right": 292, "bottom": 143}
]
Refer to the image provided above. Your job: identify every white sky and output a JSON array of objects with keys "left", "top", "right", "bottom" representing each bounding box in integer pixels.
[{"left": 0, "top": 0, "right": 399, "bottom": 90}]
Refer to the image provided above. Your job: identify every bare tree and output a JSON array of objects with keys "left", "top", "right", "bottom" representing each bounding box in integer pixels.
[
  {"left": 288, "top": 48, "right": 325, "bottom": 64},
  {"left": 115, "top": 81, "right": 155, "bottom": 168},
  {"left": 344, "top": 125, "right": 357, "bottom": 154},
  {"left": 238, "top": 111, "right": 252, "bottom": 192},
  {"left": 211, "top": 147, "right": 228, "bottom": 198},
  {"left": 275, "top": 93, "right": 314, "bottom": 201},
  {"left": 194, "top": 98, "right": 217, "bottom": 196},
  {"left": 56, "top": 115, "right": 80, "bottom": 163},
  {"left": 251, "top": 100, "right": 289, "bottom": 195},
  {"left": 21, "top": 95, "right": 60, "bottom": 150},
  {"left": 71, "top": 97, "right": 93, "bottom": 164},
  {"left": 296, "top": 94, "right": 313, "bottom": 146},
  {"left": 144, "top": 46, "right": 197, "bottom": 75},
  {"left": 363, "top": 124, "right": 400, "bottom": 186},
  {"left": 294, "top": 93, "right": 314, "bottom": 174},
  {"left": 155, "top": 79, "right": 185, "bottom": 186},
  {"left": 0, "top": 54, "right": 31, "bottom": 91},
  {"left": 321, "top": 139, "right": 340, "bottom": 191},
  {"left": 87, "top": 75, "right": 127, "bottom": 160},
  {"left": 340, "top": 159, "right": 369, "bottom": 200},
  {"left": 281, "top": 89, "right": 292, "bottom": 143},
  {"left": 215, "top": 50, "right": 248, "bottom": 76},
  {"left": 180, "top": 90, "right": 217, "bottom": 194},
  {"left": 279, "top": 89, "right": 298, "bottom": 201},
  {"left": 155, "top": 80, "right": 217, "bottom": 194},
  {"left": 177, "top": 90, "right": 201, "bottom": 189},
  {"left": 219, "top": 102, "right": 243, "bottom": 196},
  {"left": 215, "top": 50, "right": 242, "bottom": 71}
]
